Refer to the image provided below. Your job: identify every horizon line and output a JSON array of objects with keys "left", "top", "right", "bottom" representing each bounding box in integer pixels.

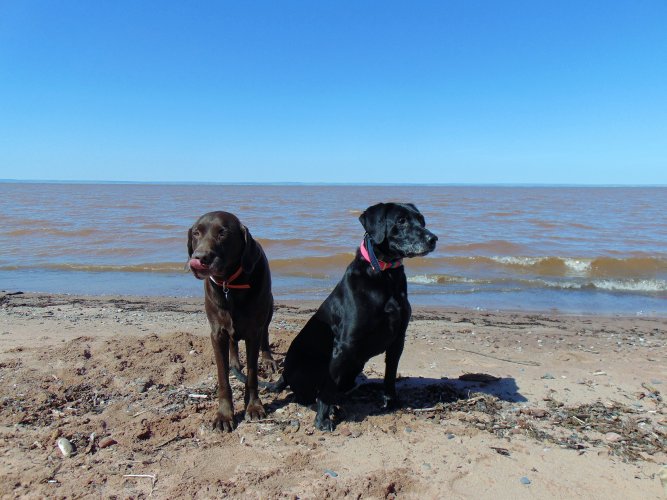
[{"left": 1, "top": 179, "right": 666, "bottom": 188}]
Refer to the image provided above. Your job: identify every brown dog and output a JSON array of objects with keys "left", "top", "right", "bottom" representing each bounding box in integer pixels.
[{"left": 187, "top": 211, "right": 276, "bottom": 432}]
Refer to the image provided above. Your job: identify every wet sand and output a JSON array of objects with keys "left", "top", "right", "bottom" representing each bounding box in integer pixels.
[{"left": 1, "top": 292, "right": 666, "bottom": 498}]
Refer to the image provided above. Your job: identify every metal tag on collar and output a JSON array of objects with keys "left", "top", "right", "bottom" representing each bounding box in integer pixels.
[{"left": 210, "top": 275, "right": 230, "bottom": 299}]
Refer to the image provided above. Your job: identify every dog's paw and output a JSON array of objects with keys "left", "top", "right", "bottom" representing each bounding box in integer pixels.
[
  {"left": 315, "top": 416, "right": 335, "bottom": 432},
  {"left": 382, "top": 394, "right": 401, "bottom": 410},
  {"left": 212, "top": 411, "right": 236, "bottom": 433},
  {"left": 244, "top": 401, "right": 267, "bottom": 421},
  {"left": 260, "top": 353, "right": 279, "bottom": 373}
]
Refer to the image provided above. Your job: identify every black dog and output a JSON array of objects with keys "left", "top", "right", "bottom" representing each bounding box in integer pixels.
[
  {"left": 187, "top": 211, "right": 276, "bottom": 432},
  {"left": 270, "top": 202, "right": 437, "bottom": 430}
]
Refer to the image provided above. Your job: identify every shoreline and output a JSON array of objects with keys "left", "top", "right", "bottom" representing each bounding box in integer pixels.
[
  {"left": 2, "top": 284, "right": 665, "bottom": 318},
  {"left": 1, "top": 292, "right": 666, "bottom": 498}
]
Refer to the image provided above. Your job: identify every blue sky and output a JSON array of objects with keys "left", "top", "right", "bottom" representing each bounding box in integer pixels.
[{"left": 1, "top": 1, "right": 665, "bottom": 185}]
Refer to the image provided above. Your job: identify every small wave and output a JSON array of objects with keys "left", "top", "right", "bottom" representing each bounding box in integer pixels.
[
  {"left": 277, "top": 270, "right": 333, "bottom": 280},
  {"left": 487, "top": 256, "right": 572, "bottom": 276},
  {"left": 486, "top": 256, "right": 666, "bottom": 278},
  {"left": 408, "top": 273, "right": 667, "bottom": 294},
  {"left": 490, "top": 256, "right": 542, "bottom": 267},
  {"left": 562, "top": 258, "right": 592, "bottom": 274},
  {"left": 492, "top": 256, "right": 593, "bottom": 276},
  {"left": 0, "top": 262, "right": 186, "bottom": 273},
  {"left": 408, "top": 275, "right": 440, "bottom": 285},
  {"left": 591, "top": 279, "right": 667, "bottom": 293},
  {"left": 541, "top": 279, "right": 667, "bottom": 293},
  {"left": 408, "top": 274, "right": 479, "bottom": 285}
]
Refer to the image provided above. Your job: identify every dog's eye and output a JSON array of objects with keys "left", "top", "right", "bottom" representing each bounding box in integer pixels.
[
  {"left": 397, "top": 217, "right": 407, "bottom": 225},
  {"left": 191, "top": 230, "right": 201, "bottom": 238}
]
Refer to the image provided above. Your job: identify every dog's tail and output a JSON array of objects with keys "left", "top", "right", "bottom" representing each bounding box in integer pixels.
[
  {"left": 230, "top": 366, "right": 248, "bottom": 384},
  {"left": 231, "top": 367, "right": 287, "bottom": 392},
  {"left": 262, "top": 375, "right": 287, "bottom": 392}
]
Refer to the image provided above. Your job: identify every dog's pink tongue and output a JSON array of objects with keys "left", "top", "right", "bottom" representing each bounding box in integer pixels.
[{"left": 189, "top": 259, "right": 209, "bottom": 272}]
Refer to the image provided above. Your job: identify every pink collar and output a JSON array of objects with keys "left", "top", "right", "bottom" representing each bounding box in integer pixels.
[{"left": 360, "top": 239, "right": 403, "bottom": 271}]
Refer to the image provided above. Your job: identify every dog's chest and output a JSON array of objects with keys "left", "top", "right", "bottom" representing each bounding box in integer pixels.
[
  {"left": 383, "top": 294, "right": 407, "bottom": 328},
  {"left": 219, "top": 309, "right": 235, "bottom": 337},
  {"left": 362, "top": 295, "right": 407, "bottom": 346},
  {"left": 205, "top": 297, "right": 237, "bottom": 339}
]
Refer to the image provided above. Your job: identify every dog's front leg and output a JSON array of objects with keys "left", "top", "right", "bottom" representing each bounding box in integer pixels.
[
  {"left": 228, "top": 340, "right": 248, "bottom": 383},
  {"left": 211, "top": 326, "right": 236, "bottom": 432},
  {"left": 382, "top": 335, "right": 405, "bottom": 410},
  {"left": 315, "top": 396, "right": 335, "bottom": 432},
  {"left": 243, "top": 336, "right": 267, "bottom": 421},
  {"left": 259, "top": 324, "right": 278, "bottom": 373},
  {"left": 315, "top": 376, "right": 338, "bottom": 431}
]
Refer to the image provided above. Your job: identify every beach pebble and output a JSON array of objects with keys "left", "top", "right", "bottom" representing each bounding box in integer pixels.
[
  {"left": 520, "top": 408, "right": 549, "bottom": 418},
  {"left": 520, "top": 477, "right": 531, "bottom": 485},
  {"left": 98, "top": 436, "right": 117, "bottom": 449},
  {"left": 541, "top": 373, "right": 556, "bottom": 380},
  {"left": 604, "top": 432, "right": 622, "bottom": 443},
  {"left": 56, "top": 437, "right": 74, "bottom": 457},
  {"left": 85, "top": 432, "right": 97, "bottom": 454},
  {"left": 135, "top": 378, "right": 153, "bottom": 393},
  {"left": 339, "top": 427, "right": 352, "bottom": 437},
  {"left": 324, "top": 469, "right": 338, "bottom": 478}
]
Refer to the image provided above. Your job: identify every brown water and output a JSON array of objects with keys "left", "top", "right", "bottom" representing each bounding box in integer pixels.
[{"left": 1, "top": 182, "right": 665, "bottom": 314}]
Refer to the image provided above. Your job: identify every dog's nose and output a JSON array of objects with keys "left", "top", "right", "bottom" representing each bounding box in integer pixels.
[
  {"left": 427, "top": 233, "right": 438, "bottom": 246},
  {"left": 192, "top": 251, "right": 213, "bottom": 266}
]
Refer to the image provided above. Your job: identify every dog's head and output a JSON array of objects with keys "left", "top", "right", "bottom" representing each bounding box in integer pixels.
[
  {"left": 187, "top": 211, "right": 260, "bottom": 280},
  {"left": 359, "top": 203, "right": 437, "bottom": 260}
]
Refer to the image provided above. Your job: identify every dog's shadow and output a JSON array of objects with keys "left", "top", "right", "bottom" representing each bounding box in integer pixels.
[{"left": 264, "top": 372, "right": 527, "bottom": 423}]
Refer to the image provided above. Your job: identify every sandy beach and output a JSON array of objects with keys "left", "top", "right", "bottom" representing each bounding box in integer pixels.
[{"left": 0, "top": 291, "right": 665, "bottom": 498}]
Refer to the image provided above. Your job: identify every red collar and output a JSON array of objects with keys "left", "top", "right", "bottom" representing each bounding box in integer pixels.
[
  {"left": 209, "top": 266, "right": 250, "bottom": 292},
  {"left": 360, "top": 238, "right": 403, "bottom": 271}
]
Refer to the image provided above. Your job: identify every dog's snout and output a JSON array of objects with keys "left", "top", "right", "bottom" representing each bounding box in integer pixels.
[
  {"left": 192, "top": 251, "right": 213, "bottom": 266},
  {"left": 427, "top": 233, "right": 438, "bottom": 245}
]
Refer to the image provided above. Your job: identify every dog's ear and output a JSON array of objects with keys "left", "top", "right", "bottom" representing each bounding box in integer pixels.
[
  {"left": 185, "top": 228, "right": 194, "bottom": 271},
  {"left": 240, "top": 225, "right": 261, "bottom": 274},
  {"left": 359, "top": 203, "right": 387, "bottom": 244},
  {"left": 405, "top": 203, "right": 418, "bottom": 212}
]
